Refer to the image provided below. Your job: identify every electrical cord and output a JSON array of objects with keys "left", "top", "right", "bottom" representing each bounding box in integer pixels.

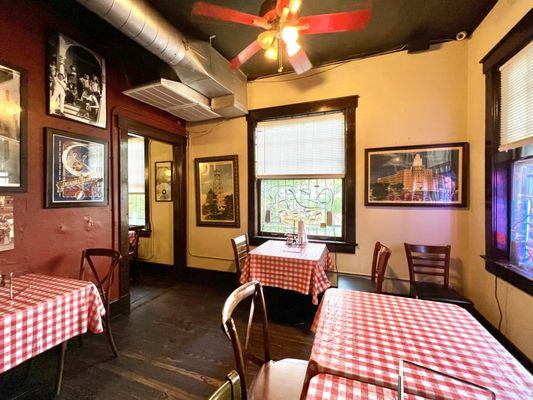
[{"left": 494, "top": 275, "right": 503, "bottom": 331}]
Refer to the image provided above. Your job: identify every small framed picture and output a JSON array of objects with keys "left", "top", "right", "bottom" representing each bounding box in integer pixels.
[
  {"left": 195, "top": 155, "right": 240, "bottom": 227},
  {"left": 365, "top": 142, "right": 468, "bottom": 207},
  {"left": 45, "top": 128, "right": 108, "bottom": 208},
  {"left": 155, "top": 161, "right": 173, "bottom": 202},
  {"left": 48, "top": 32, "right": 106, "bottom": 128},
  {"left": 0, "top": 60, "right": 27, "bottom": 192}
]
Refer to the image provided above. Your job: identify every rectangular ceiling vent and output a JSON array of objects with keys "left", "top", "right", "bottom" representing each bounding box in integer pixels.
[{"left": 123, "top": 79, "right": 222, "bottom": 122}]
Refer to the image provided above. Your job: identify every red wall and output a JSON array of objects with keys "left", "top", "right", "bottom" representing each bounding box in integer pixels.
[{"left": 0, "top": 0, "right": 185, "bottom": 295}]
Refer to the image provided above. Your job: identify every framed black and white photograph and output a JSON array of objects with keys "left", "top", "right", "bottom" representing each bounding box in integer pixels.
[
  {"left": 48, "top": 32, "right": 106, "bottom": 128},
  {"left": 0, "top": 60, "right": 27, "bottom": 192},
  {"left": 365, "top": 143, "right": 468, "bottom": 207},
  {"left": 155, "top": 161, "right": 172, "bottom": 202},
  {"left": 45, "top": 128, "right": 108, "bottom": 208}
]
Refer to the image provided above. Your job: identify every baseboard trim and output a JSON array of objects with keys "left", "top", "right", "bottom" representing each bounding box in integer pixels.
[
  {"left": 186, "top": 266, "right": 236, "bottom": 284},
  {"left": 110, "top": 293, "right": 130, "bottom": 319}
]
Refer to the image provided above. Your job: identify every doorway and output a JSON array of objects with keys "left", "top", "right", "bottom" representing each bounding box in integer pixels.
[{"left": 118, "top": 117, "right": 186, "bottom": 314}]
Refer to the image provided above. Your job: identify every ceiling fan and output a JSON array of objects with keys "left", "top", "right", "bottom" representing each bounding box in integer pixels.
[{"left": 191, "top": 0, "right": 372, "bottom": 74}]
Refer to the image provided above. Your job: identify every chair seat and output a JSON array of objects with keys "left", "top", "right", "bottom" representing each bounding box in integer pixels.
[
  {"left": 414, "top": 282, "right": 473, "bottom": 307},
  {"left": 250, "top": 358, "right": 308, "bottom": 400}
]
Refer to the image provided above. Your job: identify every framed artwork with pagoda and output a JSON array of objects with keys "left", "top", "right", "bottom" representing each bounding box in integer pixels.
[
  {"left": 365, "top": 142, "right": 468, "bottom": 207},
  {"left": 195, "top": 155, "right": 240, "bottom": 227}
]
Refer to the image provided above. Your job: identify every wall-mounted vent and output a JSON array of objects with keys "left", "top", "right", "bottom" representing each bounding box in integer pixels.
[{"left": 123, "top": 79, "right": 221, "bottom": 122}]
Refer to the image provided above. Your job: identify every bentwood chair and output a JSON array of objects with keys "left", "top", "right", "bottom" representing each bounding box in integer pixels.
[
  {"left": 370, "top": 242, "right": 392, "bottom": 294},
  {"left": 209, "top": 371, "right": 242, "bottom": 400},
  {"left": 128, "top": 228, "right": 142, "bottom": 283},
  {"left": 222, "top": 281, "right": 308, "bottom": 400},
  {"left": 404, "top": 243, "right": 473, "bottom": 308},
  {"left": 79, "top": 248, "right": 121, "bottom": 357},
  {"left": 231, "top": 234, "right": 249, "bottom": 284}
]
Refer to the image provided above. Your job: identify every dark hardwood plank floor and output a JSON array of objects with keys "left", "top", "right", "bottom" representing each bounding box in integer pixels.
[{"left": 1, "top": 272, "right": 321, "bottom": 400}]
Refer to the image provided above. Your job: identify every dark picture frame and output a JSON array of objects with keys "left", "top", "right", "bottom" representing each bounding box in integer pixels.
[
  {"left": 47, "top": 32, "right": 107, "bottom": 129},
  {"left": 195, "top": 155, "right": 240, "bottom": 227},
  {"left": 0, "top": 59, "right": 28, "bottom": 192},
  {"left": 365, "top": 142, "right": 469, "bottom": 207},
  {"left": 45, "top": 128, "right": 109, "bottom": 208},
  {"left": 155, "top": 161, "right": 173, "bottom": 202}
]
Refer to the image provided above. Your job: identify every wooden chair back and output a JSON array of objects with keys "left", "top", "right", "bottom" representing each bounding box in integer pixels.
[
  {"left": 404, "top": 243, "right": 451, "bottom": 288},
  {"left": 128, "top": 229, "right": 141, "bottom": 259},
  {"left": 79, "top": 248, "right": 122, "bottom": 307},
  {"left": 221, "top": 281, "right": 270, "bottom": 400},
  {"left": 231, "top": 234, "right": 249, "bottom": 282},
  {"left": 370, "top": 242, "right": 391, "bottom": 294}
]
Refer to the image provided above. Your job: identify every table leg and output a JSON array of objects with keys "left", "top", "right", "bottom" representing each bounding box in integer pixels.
[{"left": 55, "top": 341, "right": 67, "bottom": 397}]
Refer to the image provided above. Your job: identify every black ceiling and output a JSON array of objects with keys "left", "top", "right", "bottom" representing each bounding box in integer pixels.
[{"left": 147, "top": 0, "right": 496, "bottom": 79}]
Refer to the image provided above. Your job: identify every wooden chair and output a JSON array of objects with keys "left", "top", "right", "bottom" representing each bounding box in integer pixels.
[
  {"left": 209, "top": 371, "right": 241, "bottom": 400},
  {"left": 128, "top": 228, "right": 142, "bottom": 282},
  {"left": 79, "top": 248, "right": 121, "bottom": 357},
  {"left": 404, "top": 243, "right": 473, "bottom": 308},
  {"left": 231, "top": 234, "right": 249, "bottom": 283},
  {"left": 370, "top": 242, "right": 391, "bottom": 294},
  {"left": 222, "top": 281, "right": 308, "bottom": 400}
]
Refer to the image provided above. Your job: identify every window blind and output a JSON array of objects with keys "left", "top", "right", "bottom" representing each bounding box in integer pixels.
[
  {"left": 128, "top": 135, "right": 146, "bottom": 193},
  {"left": 499, "top": 40, "right": 533, "bottom": 152},
  {"left": 255, "top": 112, "right": 345, "bottom": 177}
]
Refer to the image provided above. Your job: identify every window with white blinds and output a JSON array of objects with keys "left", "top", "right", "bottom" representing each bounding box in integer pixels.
[
  {"left": 255, "top": 112, "right": 345, "bottom": 177},
  {"left": 499, "top": 40, "right": 533, "bottom": 152},
  {"left": 128, "top": 135, "right": 145, "bottom": 193}
]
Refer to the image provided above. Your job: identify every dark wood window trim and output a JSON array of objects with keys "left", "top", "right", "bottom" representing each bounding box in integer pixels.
[
  {"left": 481, "top": 10, "right": 533, "bottom": 295},
  {"left": 247, "top": 96, "right": 358, "bottom": 254}
]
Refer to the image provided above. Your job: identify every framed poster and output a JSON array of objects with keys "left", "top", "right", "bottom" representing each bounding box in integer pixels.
[
  {"left": 45, "top": 128, "right": 108, "bottom": 208},
  {"left": 365, "top": 143, "right": 468, "bottom": 207},
  {"left": 155, "top": 161, "right": 172, "bottom": 202},
  {"left": 0, "top": 196, "right": 14, "bottom": 252},
  {"left": 48, "top": 32, "right": 106, "bottom": 128},
  {"left": 0, "top": 60, "right": 27, "bottom": 192},
  {"left": 195, "top": 155, "right": 240, "bottom": 227}
]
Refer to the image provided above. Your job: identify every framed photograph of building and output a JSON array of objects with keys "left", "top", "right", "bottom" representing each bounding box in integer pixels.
[
  {"left": 0, "top": 60, "right": 27, "bottom": 192},
  {"left": 45, "top": 128, "right": 108, "bottom": 208},
  {"left": 155, "top": 161, "right": 172, "bottom": 202},
  {"left": 365, "top": 143, "right": 468, "bottom": 207},
  {"left": 48, "top": 32, "right": 106, "bottom": 128},
  {"left": 195, "top": 155, "right": 240, "bottom": 227}
]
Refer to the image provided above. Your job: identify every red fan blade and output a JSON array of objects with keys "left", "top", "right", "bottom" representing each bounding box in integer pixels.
[
  {"left": 286, "top": 47, "right": 312, "bottom": 74},
  {"left": 192, "top": 2, "right": 269, "bottom": 28},
  {"left": 276, "top": 0, "right": 290, "bottom": 16},
  {"left": 230, "top": 40, "right": 262, "bottom": 69},
  {"left": 298, "top": 8, "right": 371, "bottom": 35}
]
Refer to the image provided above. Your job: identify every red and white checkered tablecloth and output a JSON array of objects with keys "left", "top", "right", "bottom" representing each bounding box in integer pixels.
[
  {"left": 239, "top": 240, "right": 332, "bottom": 304},
  {"left": 307, "top": 374, "right": 426, "bottom": 400},
  {"left": 0, "top": 274, "right": 105, "bottom": 374},
  {"left": 306, "top": 289, "right": 533, "bottom": 400}
]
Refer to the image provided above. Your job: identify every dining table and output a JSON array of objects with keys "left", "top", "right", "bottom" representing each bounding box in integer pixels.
[
  {"left": 0, "top": 273, "right": 105, "bottom": 395},
  {"left": 302, "top": 288, "right": 533, "bottom": 400},
  {"left": 239, "top": 239, "right": 333, "bottom": 305}
]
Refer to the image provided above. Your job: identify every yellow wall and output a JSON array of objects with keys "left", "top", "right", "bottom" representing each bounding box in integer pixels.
[
  {"left": 187, "top": 0, "right": 533, "bottom": 358},
  {"left": 188, "top": 41, "right": 469, "bottom": 291},
  {"left": 139, "top": 139, "right": 174, "bottom": 265},
  {"left": 466, "top": 0, "right": 533, "bottom": 359}
]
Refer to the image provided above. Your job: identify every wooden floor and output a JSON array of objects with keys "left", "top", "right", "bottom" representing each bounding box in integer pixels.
[{"left": 4, "top": 271, "right": 358, "bottom": 400}]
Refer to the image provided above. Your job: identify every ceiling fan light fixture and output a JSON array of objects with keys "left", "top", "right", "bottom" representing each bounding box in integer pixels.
[
  {"left": 258, "top": 30, "right": 276, "bottom": 49},
  {"left": 265, "top": 44, "right": 279, "bottom": 60},
  {"left": 281, "top": 26, "right": 299, "bottom": 44},
  {"left": 289, "top": 0, "right": 301, "bottom": 14}
]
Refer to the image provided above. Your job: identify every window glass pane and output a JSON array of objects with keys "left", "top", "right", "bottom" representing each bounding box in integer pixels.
[
  {"left": 255, "top": 112, "right": 345, "bottom": 177},
  {"left": 510, "top": 158, "right": 533, "bottom": 272},
  {"left": 128, "top": 193, "right": 145, "bottom": 226},
  {"left": 259, "top": 178, "right": 343, "bottom": 238}
]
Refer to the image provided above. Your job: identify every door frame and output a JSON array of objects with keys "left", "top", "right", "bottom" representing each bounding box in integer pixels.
[{"left": 118, "top": 116, "right": 187, "bottom": 313}]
